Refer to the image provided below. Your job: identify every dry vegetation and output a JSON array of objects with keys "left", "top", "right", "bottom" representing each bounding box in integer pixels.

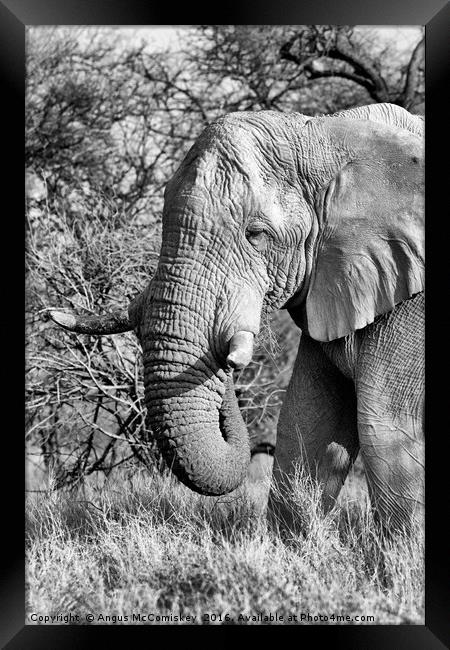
[{"left": 26, "top": 464, "right": 424, "bottom": 625}]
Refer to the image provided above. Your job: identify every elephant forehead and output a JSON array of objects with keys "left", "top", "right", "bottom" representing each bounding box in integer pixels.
[
  {"left": 163, "top": 117, "right": 308, "bottom": 233},
  {"left": 195, "top": 118, "right": 299, "bottom": 183},
  {"left": 166, "top": 160, "right": 251, "bottom": 219},
  {"left": 166, "top": 149, "right": 259, "bottom": 213}
]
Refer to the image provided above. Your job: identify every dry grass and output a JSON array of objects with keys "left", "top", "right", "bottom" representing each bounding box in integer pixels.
[{"left": 26, "top": 463, "right": 424, "bottom": 626}]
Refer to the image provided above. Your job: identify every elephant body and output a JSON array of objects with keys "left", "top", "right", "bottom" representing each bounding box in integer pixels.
[
  {"left": 273, "top": 291, "right": 424, "bottom": 530},
  {"left": 52, "top": 102, "right": 424, "bottom": 533}
]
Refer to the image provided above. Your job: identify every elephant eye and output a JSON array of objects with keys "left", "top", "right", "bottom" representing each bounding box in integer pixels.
[{"left": 245, "top": 227, "right": 268, "bottom": 253}]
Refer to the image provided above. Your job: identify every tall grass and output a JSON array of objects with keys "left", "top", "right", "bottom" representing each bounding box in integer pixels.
[{"left": 26, "top": 464, "right": 424, "bottom": 625}]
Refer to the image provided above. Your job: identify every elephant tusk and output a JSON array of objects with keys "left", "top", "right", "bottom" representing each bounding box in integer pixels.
[
  {"left": 226, "top": 331, "right": 254, "bottom": 370},
  {"left": 49, "top": 309, "right": 134, "bottom": 335}
]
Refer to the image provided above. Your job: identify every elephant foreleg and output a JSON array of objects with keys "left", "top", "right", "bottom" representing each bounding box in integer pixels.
[
  {"left": 356, "top": 294, "right": 425, "bottom": 533},
  {"left": 358, "top": 417, "right": 424, "bottom": 533},
  {"left": 268, "top": 334, "right": 359, "bottom": 532}
]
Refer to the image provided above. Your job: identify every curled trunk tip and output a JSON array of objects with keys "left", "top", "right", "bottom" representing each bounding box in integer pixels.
[{"left": 149, "top": 372, "right": 251, "bottom": 496}]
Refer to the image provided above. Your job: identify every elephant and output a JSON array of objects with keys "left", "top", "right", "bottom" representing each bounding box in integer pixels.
[{"left": 50, "top": 102, "right": 424, "bottom": 533}]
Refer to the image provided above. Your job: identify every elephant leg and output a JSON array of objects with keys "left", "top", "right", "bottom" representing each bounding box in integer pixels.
[
  {"left": 358, "top": 416, "right": 424, "bottom": 534},
  {"left": 245, "top": 448, "right": 274, "bottom": 513},
  {"left": 247, "top": 446, "right": 274, "bottom": 484},
  {"left": 356, "top": 295, "right": 424, "bottom": 533},
  {"left": 268, "top": 334, "right": 359, "bottom": 532}
]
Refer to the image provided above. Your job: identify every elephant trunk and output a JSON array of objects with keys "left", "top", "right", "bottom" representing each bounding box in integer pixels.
[
  {"left": 142, "top": 286, "right": 253, "bottom": 495},
  {"left": 147, "top": 369, "right": 250, "bottom": 495}
]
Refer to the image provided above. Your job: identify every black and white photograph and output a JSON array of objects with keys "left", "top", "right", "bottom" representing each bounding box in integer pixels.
[{"left": 24, "top": 23, "right": 427, "bottom": 628}]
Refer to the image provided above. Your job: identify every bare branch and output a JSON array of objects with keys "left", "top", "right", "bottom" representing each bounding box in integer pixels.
[{"left": 401, "top": 37, "right": 424, "bottom": 110}]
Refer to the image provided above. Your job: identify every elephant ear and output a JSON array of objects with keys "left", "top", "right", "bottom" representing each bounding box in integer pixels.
[{"left": 297, "top": 118, "right": 424, "bottom": 342}]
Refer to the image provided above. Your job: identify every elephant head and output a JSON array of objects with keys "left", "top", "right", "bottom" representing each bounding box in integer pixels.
[{"left": 51, "top": 103, "right": 424, "bottom": 497}]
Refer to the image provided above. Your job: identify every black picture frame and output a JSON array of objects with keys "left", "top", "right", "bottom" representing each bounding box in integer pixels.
[{"left": 4, "top": 1, "right": 448, "bottom": 647}]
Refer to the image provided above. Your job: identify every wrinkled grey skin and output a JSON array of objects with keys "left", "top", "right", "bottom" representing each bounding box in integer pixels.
[
  {"left": 136, "top": 102, "right": 424, "bottom": 532},
  {"left": 53, "top": 103, "right": 424, "bottom": 531},
  {"left": 273, "top": 292, "right": 424, "bottom": 532}
]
